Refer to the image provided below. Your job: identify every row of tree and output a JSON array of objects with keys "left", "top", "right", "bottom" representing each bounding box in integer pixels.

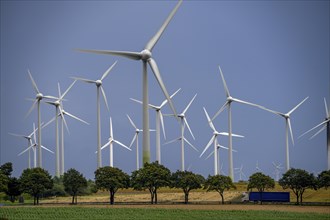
[{"left": 0, "top": 162, "right": 329, "bottom": 205}]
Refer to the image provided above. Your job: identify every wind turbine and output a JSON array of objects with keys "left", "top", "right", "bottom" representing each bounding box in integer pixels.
[
  {"left": 255, "top": 161, "right": 262, "bottom": 172},
  {"left": 234, "top": 165, "right": 246, "bottom": 181},
  {"left": 212, "top": 65, "right": 270, "bottom": 181},
  {"left": 97, "top": 117, "right": 131, "bottom": 167},
  {"left": 200, "top": 107, "right": 243, "bottom": 175},
  {"left": 43, "top": 82, "right": 89, "bottom": 175},
  {"left": 76, "top": 0, "right": 183, "bottom": 166},
  {"left": 164, "top": 94, "right": 198, "bottom": 171},
  {"left": 272, "top": 162, "right": 284, "bottom": 181},
  {"left": 130, "top": 88, "right": 181, "bottom": 164},
  {"left": 26, "top": 70, "right": 57, "bottom": 168},
  {"left": 299, "top": 98, "right": 330, "bottom": 170},
  {"left": 9, "top": 123, "right": 40, "bottom": 168},
  {"left": 260, "top": 96, "right": 309, "bottom": 171},
  {"left": 18, "top": 123, "right": 54, "bottom": 168},
  {"left": 45, "top": 80, "right": 76, "bottom": 177},
  {"left": 72, "top": 61, "right": 117, "bottom": 168}
]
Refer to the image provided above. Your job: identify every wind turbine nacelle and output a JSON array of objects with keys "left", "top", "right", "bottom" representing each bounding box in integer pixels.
[
  {"left": 36, "top": 93, "right": 43, "bottom": 100},
  {"left": 96, "top": 80, "right": 102, "bottom": 87},
  {"left": 141, "top": 49, "right": 152, "bottom": 61}
]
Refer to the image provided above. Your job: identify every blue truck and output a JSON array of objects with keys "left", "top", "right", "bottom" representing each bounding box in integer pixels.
[{"left": 242, "top": 192, "right": 290, "bottom": 203}]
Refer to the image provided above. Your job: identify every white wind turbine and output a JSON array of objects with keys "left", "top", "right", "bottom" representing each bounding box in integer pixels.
[
  {"left": 234, "top": 165, "right": 246, "bottom": 181},
  {"left": 76, "top": 0, "right": 183, "bottom": 166},
  {"left": 260, "top": 96, "right": 309, "bottom": 171},
  {"left": 200, "top": 107, "right": 243, "bottom": 175},
  {"left": 45, "top": 80, "right": 76, "bottom": 177},
  {"left": 97, "top": 118, "right": 131, "bottom": 167},
  {"left": 299, "top": 98, "right": 330, "bottom": 170},
  {"left": 26, "top": 70, "right": 57, "bottom": 168},
  {"left": 272, "top": 162, "right": 284, "bottom": 181},
  {"left": 127, "top": 114, "right": 155, "bottom": 170},
  {"left": 72, "top": 61, "right": 117, "bottom": 168},
  {"left": 212, "top": 66, "right": 270, "bottom": 181},
  {"left": 43, "top": 82, "right": 89, "bottom": 175},
  {"left": 164, "top": 94, "right": 198, "bottom": 171},
  {"left": 18, "top": 123, "right": 54, "bottom": 168},
  {"left": 255, "top": 161, "right": 262, "bottom": 172},
  {"left": 130, "top": 88, "right": 181, "bottom": 164}
]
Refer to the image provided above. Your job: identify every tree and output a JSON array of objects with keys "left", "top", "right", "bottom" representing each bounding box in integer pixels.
[
  {"left": 279, "top": 168, "right": 317, "bottom": 205},
  {"left": 94, "top": 166, "right": 129, "bottom": 205},
  {"left": 317, "top": 170, "right": 330, "bottom": 189},
  {"left": 0, "top": 171, "right": 9, "bottom": 193},
  {"left": 131, "top": 162, "right": 171, "bottom": 204},
  {"left": 171, "top": 170, "right": 204, "bottom": 204},
  {"left": 5, "top": 177, "right": 22, "bottom": 203},
  {"left": 247, "top": 172, "right": 275, "bottom": 204},
  {"left": 19, "top": 168, "right": 53, "bottom": 205},
  {"left": 63, "top": 168, "right": 87, "bottom": 204},
  {"left": 204, "top": 175, "right": 236, "bottom": 204},
  {"left": 0, "top": 162, "right": 13, "bottom": 177}
]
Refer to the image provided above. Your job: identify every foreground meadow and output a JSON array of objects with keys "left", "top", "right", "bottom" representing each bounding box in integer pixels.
[{"left": 0, "top": 206, "right": 329, "bottom": 220}]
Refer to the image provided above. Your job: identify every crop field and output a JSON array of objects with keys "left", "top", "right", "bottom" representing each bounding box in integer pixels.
[{"left": 0, "top": 206, "right": 329, "bottom": 220}]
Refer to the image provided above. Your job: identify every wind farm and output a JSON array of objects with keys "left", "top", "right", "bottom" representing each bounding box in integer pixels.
[{"left": 1, "top": 0, "right": 328, "bottom": 186}]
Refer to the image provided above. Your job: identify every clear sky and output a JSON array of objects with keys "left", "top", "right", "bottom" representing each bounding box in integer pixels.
[{"left": 1, "top": 0, "right": 329, "bottom": 181}]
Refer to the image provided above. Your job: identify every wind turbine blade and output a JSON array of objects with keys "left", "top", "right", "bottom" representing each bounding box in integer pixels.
[
  {"left": 113, "top": 140, "right": 131, "bottom": 151},
  {"left": 27, "top": 69, "right": 40, "bottom": 94},
  {"left": 184, "top": 137, "right": 198, "bottom": 152},
  {"left": 287, "top": 118, "right": 294, "bottom": 145},
  {"left": 18, "top": 146, "right": 33, "bottom": 156},
  {"left": 25, "top": 99, "right": 38, "bottom": 118},
  {"left": 287, "top": 96, "right": 309, "bottom": 115},
  {"left": 8, "top": 133, "right": 25, "bottom": 138},
  {"left": 299, "top": 120, "right": 328, "bottom": 139},
  {"left": 101, "top": 61, "right": 118, "bottom": 81},
  {"left": 203, "top": 107, "right": 216, "bottom": 132},
  {"left": 130, "top": 98, "right": 143, "bottom": 105},
  {"left": 100, "top": 86, "right": 109, "bottom": 111},
  {"left": 232, "top": 98, "right": 263, "bottom": 109},
  {"left": 58, "top": 83, "right": 62, "bottom": 99},
  {"left": 110, "top": 117, "right": 113, "bottom": 138},
  {"left": 218, "top": 145, "right": 238, "bottom": 152},
  {"left": 184, "top": 117, "right": 195, "bottom": 140},
  {"left": 163, "top": 137, "right": 180, "bottom": 146},
  {"left": 160, "top": 88, "right": 181, "bottom": 108},
  {"left": 60, "top": 107, "right": 69, "bottom": 134},
  {"left": 205, "top": 150, "right": 215, "bottom": 160},
  {"left": 145, "top": 0, "right": 183, "bottom": 51},
  {"left": 148, "top": 58, "right": 177, "bottom": 117},
  {"left": 101, "top": 142, "right": 110, "bottom": 151},
  {"left": 60, "top": 80, "right": 76, "bottom": 100},
  {"left": 126, "top": 114, "right": 137, "bottom": 129},
  {"left": 71, "top": 77, "right": 96, "bottom": 84},
  {"left": 63, "top": 111, "right": 89, "bottom": 125},
  {"left": 212, "top": 101, "right": 229, "bottom": 121},
  {"left": 183, "top": 94, "right": 197, "bottom": 115},
  {"left": 42, "top": 116, "right": 56, "bottom": 129},
  {"left": 159, "top": 111, "right": 166, "bottom": 140},
  {"left": 129, "top": 134, "right": 137, "bottom": 148},
  {"left": 218, "top": 65, "right": 230, "bottom": 98},
  {"left": 41, "top": 146, "right": 54, "bottom": 154},
  {"left": 218, "top": 132, "right": 244, "bottom": 138},
  {"left": 200, "top": 136, "right": 215, "bottom": 158},
  {"left": 324, "top": 98, "right": 329, "bottom": 118},
  {"left": 43, "top": 95, "right": 59, "bottom": 100},
  {"left": 76, "top": 49, "right": 142, "bottom": 60},
  {"left": 33, "top": 123, "right": 37, "bottom": 143},
  {"left": 309, "top": 125, "right": 327, "bottom": 140}
]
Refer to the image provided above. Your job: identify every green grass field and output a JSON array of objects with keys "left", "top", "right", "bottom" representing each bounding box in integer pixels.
[{"left": 0, "top": 207, "right": 329, "bottom": 220}]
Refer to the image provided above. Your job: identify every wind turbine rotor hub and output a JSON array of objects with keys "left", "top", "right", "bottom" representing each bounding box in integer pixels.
[
  {"left": 96, "top": 80, "right": 102, "bottom": 86},
  {"left": 54, "top": 100, "right": 60, "bottom": 106},
  {"left": 141, "top": 49, "right": 152, "bottom": 61},
  {"left": 213, "top": 131, "right": 218, "bottom": 135},
  {"left": 227, "top": 96, "right": 233, "bottom": 102},
  {"left": 136, "top": 129, "right": 140, "bottom": 133},
  {"left": 36, "top": 93, "right": 43, "bottom": 100}
]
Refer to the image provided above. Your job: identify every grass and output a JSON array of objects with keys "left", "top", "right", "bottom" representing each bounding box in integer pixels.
[{"left": 0, "top": 207, "right": 329, "bottom": 220}]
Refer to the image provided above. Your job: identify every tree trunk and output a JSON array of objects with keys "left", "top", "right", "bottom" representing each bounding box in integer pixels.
[
  {"left": 184, "top": 193, "right": 189, "bottom": 204},
  {"left": 260, "top": 191, "right": 263, "bottom": 205},
  {"left": 154, "top": 189, "right": 158, "bottom": 204},
  {"left": 295, "top": 193, "right": 299, "bottom": 205},
  {"left": 72, "top": 195, "right": 75, "bottom": 204},
  {"left": 220, "top": 193, "right": 224, "bottom": 205},
  {"left": 110, "top": 191, "right": 115, "bottom": 205}
]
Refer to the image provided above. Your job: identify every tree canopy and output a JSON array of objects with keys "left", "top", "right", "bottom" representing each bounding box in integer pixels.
[
  {"left": 317, "top": 170, "right": 330, "bottom": 189},
  {"left": 0, "top": 162, "right": 13, "bottom": 177},
  {"left": 63, "top": 168, "right": 88, "bottom": 204},
  {"left": 279, "top": 168, "right": 317, "bottom": 205},
  {"left": 247, "top": 172, "right": 275, "bottom": 204},
  {"left": 19, "top": 168, "right": 53, "bottom": 205},
  {"left": 171, "top": 170, "right": 205, "bottom": 204},
  {"left": 131, "top": 162, "right": 171, "bottom": 204},
  {"left": 94, "top": 166, "right": 130, "bottom": 204},
  {"left": 204, "top": 175, "right": 236, "bottom": 204}
]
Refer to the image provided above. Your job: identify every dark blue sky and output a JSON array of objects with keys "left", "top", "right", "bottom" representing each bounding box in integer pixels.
[{"left": 1, "top": 1, "right": 329, "bottom": 181}]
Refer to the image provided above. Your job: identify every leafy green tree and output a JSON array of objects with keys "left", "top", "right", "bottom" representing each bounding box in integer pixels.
[
  {"left": 279, "top": 168, "right": 317, "bottom": 205},
  {"left": 5, "top": 177, "right": 22, "bottom": 203},
  {"left": 317, "top": 170, "right": 330, "bottom": 189},
  {"left": 247, "top": 172, "right": 275, "bottom": 204},
  {"left": 0, "top": 162, "right": 13, "bottom": 177},
  {"left": 95, "top": 166, "right": 129, "bottom": 205},
  {"left": 171, "top": 170, "right": 205, "bottom": 204},
  {"left": 0, "top": 171, "right": 9, "bottom": 192},
  {"left": 204, "top": 175, "right": 236, "bottom": 204},
  {"left": 44, "top": 176, "right": 66, "bottom": 198},
  {"left": 131, "top": 162, "right": 171, "bottom": 204},
  {"left": 63, "top": 168, "right": 87, "bottom": 204},
  {"left": 19, "top": 168, "right": 53, "bottom": 205}
]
